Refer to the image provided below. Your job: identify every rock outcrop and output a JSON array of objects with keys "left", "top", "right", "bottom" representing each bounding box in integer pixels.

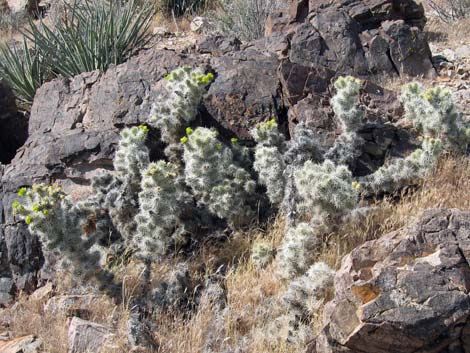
[
  {"left": 68, "top": 317, "right": 115, "bottom": 353},
  {"left": 267, "top": 0, "right": 435, "bottom": 78},
  {"left": 313, "top": 208, "right": 470, "bottom": 353}
]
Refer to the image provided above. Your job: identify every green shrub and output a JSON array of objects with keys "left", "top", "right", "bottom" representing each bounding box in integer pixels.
[
  {"left": 0, "top": 39, "right": 47, "bottom": 104},
  {"left": 24, "top": 0, "right": 156, "bottom": 78}
]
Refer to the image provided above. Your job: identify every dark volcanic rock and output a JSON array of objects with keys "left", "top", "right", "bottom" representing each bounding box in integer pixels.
[
  {"left": 204, "top": 47, "right": 283, "bottom": 140},
  {"left": 270, "top": 0, "right": 434, "bottom": 78},
  {"left": 313, "top": 209, "right": 470, "bottom": 353},
  {"left": 0, "top": 81, "right": 28, "bottom": 164}
]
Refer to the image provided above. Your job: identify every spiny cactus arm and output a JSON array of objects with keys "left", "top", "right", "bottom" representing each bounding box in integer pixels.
[
  {"left": 134, "top": 161, "right": 191, "bottom": 260},
  {"left": 253, "top": 145, "right": 286, "bottom": 205},
  {"left": 114, "top": 125, "right": 150, "bottom": 186},
  {"left": 284, "top": 122, "right": 323, "bottom": 166},
  {"left": 331, "top": 76, "right": 364, "bottom": 133},
  {"left": 182, "top": 127, "right": 255, "bottom": 227},
  {"left": 324, "top": 132, "right": 364, "bottom": 167},
  {"left": 251, "top": 119, "right": 287, "bottom": 205},
  {"left": 251, "top": 119, "right": 286, "bottom": 148},
  {"left": 12, "top": 183, "right": 110, "bottom": 282},
  {"left": 294, "top": 160, "right": 358, "bottom": 218},
  {"left": 277, "top": 222, "right": 321, "bottom": 279},
  {"left": 149, "top": 67, "right": 214, "bottom": 145},
  {"left": 359, "top": 137, "right": 443, "bottom": 194},
  {"left": 283, "top": 262, "right": 334, "bottom": 315},
  {"left": 400, "top": 83, "right": 470, "bottom": 151}
]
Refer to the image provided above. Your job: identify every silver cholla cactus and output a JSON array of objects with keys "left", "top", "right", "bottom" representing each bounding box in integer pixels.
[
  {"left": 12, "top": 184, "right": 104, "bottom": 279},
  {"left": 251, "top": 240, "right": 275, "bottom": 269},
  {"left": 326, "top": 76, "right": 365, "bottom": 166},
  {"left": 134, "top": 161, "right": 190, "bottom": 260},
  {"left": 283, "top": 262, "right": 334, "bottom": 317},
  {"left": 114, "top": 125, "right": 150, "bottom": 186},
  {"left": 400, "top": 83, "right": 470, "bottom": 151},
  {"left": 251, "top": 119, "right": 287, "bottom": 205},
  {"left": 149, "top": 67, "right": 214, "bottom": 145},
  {"left": 360, "top": 137, "right": 443, "bottom": 193},
  {"left": 294, "top": 159, "right": 358, "bottom": 218},
  {"left": 284, "top": 122, "right": 323, "bottom": 166},
  {"left": 277, "top": 222, "right": 320, "bottom": 279},
  {"left": 182, "top": 127, "right": 256, "bottom": 227},
  {"left": 331, "top": 76, "right": 363, "bottom": 133}
]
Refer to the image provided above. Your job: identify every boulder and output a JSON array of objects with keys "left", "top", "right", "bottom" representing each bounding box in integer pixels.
[
  {"left": 0, "top": 334, "right": 42, "bottom": 353},
  {"left": 314, "top": 208, "right": 470, "bottom": 353},
  {"left": 68, "top": 317, "right": 114, "bottom": 353},
  {"left": 0, "top": 82, "right": 27, "bottom": 164},
  {"left": 271, "top": 0, "right": 434, "bottom": 78},
  {"left": 5, "top": 0, "right": 37, "bottom": 14}
]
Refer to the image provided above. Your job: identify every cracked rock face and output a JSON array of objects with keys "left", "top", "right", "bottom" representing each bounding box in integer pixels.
[{"left": 314, "top": 208, "right": 470, "bottom": 353}]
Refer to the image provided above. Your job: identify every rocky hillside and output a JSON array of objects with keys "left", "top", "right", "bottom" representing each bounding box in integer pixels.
[{"left": 0, "top": 0, "right": 469, "bottom": 352}]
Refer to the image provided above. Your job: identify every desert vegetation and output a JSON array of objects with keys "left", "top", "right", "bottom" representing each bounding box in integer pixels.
[{"left": 1, "top": 0, "right": 470, "bottom": 352}]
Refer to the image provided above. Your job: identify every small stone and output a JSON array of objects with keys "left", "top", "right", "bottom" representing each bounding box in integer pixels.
[
  {"left": 29, "top": 282, "right": 54, "bottom": 302},
  {"left": 190, "top": 16, "right": 206, "bottom": 33},
  {"left": 0, "top": 334, "right": 42, "bottom": 353},
  {"left": 68, "top": 317, "right": 114, "bottom": 353}
]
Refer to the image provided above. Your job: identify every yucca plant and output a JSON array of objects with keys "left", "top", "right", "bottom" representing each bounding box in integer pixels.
[
  {"left": 24, "top": 0, "right": 156, "bottom": 78},
  {"left": 0, "top": 39, "right": 47, "bottom": 104}
]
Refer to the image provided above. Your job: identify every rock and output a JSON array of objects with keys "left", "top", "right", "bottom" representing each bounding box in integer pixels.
[
  {"left": 126, "top": 313, "right": 156, "bottom": 351},
  {"left": 5, "top": 0, "right": 38, "bottom": 14},
  {"left": 28, "top": 282, "right": 54, "bottom": 302},
  {"left": 196, "top": 35, "right": 242, "bottom": 56},
  {"left": 0, "top": 278, "right": 13, "bottom": 306},
  {"left": 0, "top": 335, "right": 42, "bottom": 353},
  {"left": 68, "top": 317, "right": 114, "bottom": 353},
  {"left": 45, "top": 295, "right": 110, "bottom": 318},
  {"left": 315, "top": 208, "right": 470, "bottom": 353},
  {"left": 190, "top": 16, "right": 207, "bottom": 33},
  {"left": 270, "top": 0, "right": 433, "bottom": 78},
  {"left": 0, "top": 82, "right": 28, "bottom": 164},
  {"left": 204, "top": 47, "right": 282, "bottom": 140},
  {"left": 382, "top": 20, "right": 435, "bottom": 78},
  {"left": 455, "top": 45, "right": 470, "bottom": 60}
]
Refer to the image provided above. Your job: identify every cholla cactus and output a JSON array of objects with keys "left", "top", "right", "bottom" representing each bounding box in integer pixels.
[
  {"left": 252, "top": 119, "right": 287, "bottom": 205},
  {"left": 134, "top": 161, "right": 190, "bottom": 260},
  {"left": 114, "top": 125, "right": 150, "bottom": 186},
  {"left": 326, "top": 76, "right": 365, "bottom": 166},
  {"left": 324, "top": 131, "right": 364, "bottom": 167},
  {"left": 149, "top": 67, "right": 214, "bottom": 145},
  {"left": 294, "top": 160, "right": 358, "bottom": 218},
  {"left": 12, "top": 184, "right": 106, "bottom": 279},
  {"left": 361, "top": 137, "right": 443, "bottom": 193},
  {"left": 331, "top": 76, "right": 363, "bottom": 133},
  {"left": 284, "top": 122, "right": 323, "bottom": 166},
  {"left": 183, "top": 127, "right": 256, "bottom": 227},
  {"left": 277, "top": 223, "right": 321, "bottom": 279},
  {"left": 251, "top": 118, "right": 286, "bottom": 147},
  {"left": 251, "top": 241, "right": 275, "bottom": 269},
  {"left": 401, "top": 83, "right": 470, "bottom": 151},
  {"left": 283, "top": 262, "right": 334, "bottom": 317}
]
